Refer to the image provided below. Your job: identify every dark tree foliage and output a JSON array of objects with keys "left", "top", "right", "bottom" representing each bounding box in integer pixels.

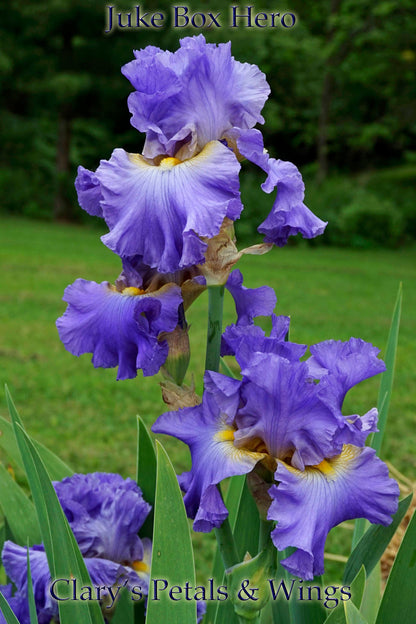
[{"left": 0, "top": 0, "right": 415, "bottom": 225}]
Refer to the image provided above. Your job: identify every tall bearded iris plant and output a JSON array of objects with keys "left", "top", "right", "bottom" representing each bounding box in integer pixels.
[{"left": 1, "top": 35, "right": 411, "bottom": 624}]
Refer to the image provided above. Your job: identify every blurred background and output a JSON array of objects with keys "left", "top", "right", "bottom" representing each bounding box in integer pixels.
[{"left": 1, "top": 0, "right": 415, "bottom": 246}]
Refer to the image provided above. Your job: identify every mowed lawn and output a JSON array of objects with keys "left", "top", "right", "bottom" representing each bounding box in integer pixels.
[{"left": 1, "top": 217, "right": 415, "bottom": 487}]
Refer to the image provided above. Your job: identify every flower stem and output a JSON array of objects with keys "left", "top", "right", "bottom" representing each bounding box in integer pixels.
[
  {"left": 214, "top": 520, "right": 240, "bottom": 570},
  {"left": 258, "top": 518, "right": 273, "bottom": 552},
  {"left": 205, "top": 285, "right": 225, "bottom": 372},
  {"left": 205, "top": 285, "right": 240, "bottom": 569}
]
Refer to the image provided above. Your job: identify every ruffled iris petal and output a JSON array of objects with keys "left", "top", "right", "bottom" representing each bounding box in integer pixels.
[
  {"left": 258, "top": 158, "right": 327, "bottom": 245},
  {"left": 53, "top": 473, "right": 151, "bottom": 564},
  {"left": 308, "top": 337, "right": 386, "bottom": 402},
  {"left": 2, "top": 543, "right": 56, "bottom": 622},
  {"left": 225, "top": 269, "right": 277, "bottom": 325},
  {"left": 123, "top": 35, "right": 270, "bottom": 158},
  {"left": 2, "top": 543, "right": 150, "bottom": 622},
  {"left": 0, "top": 585, "right": 30, "bottom": 624},
  {"left": 221, "top": 314, "right": 307, "bottom": 367},
  {"left": 268, "top": 445, "right": 399, "bottom": 580},
  {"left": 308, "top": 338, "right": 386, "bottom": 445},
  {"left": 237, "top": 129, "right": 327, "bottom": 245},
  {"left": 152, "top": 390, "right": 266, "bottom": 532},
  {"left": 74, "top": 166, "right": 103, "bottom": 218},
  {"left": 203, "top": 370, "right": 242, "bottom": 417},
  {"left": 85, "top": 555, "right": 150, "bottom": 596},
  {"left": 56, "top": 278, "right": 182, "bottom": 380},
  {"left": 97, "top": 141, "right": 242, "bottom": 272}
]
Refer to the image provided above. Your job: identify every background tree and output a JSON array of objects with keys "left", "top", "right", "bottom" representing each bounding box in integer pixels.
[{"left": 1, "top": 0, "right": 415, "bottom": 243}]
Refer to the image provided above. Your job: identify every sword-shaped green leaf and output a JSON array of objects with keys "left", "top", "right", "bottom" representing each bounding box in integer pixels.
[
  {"left": 320, "top": 566, "right": 366, "bottom": 624},
  {"left": 371, "top": 283, "right": 402, "bottom": 456},
  {"left": 5, "top": 387, "right": 104, "bottom": 624},
  {"left": 111, "top": 588, "right": 134, "bottom": 624},
  {"left": 136, "top": 415, "right": 156, "bottom": 541},
  {"left": 375, "top": 508, "right": 416, "bottom": 624},
  {"left": 212, "top": 477, "right": 261, "bottom": 624},
  {"left": 344, "top": 495, "right": 412, "bottom": 584},
  {"left": 353, "top": 285, "right": 402, "bottom": 549},
  {"left": 0, "top": 412, "right": 72, "bottom": 481},
  {"left": 205, "top": 476, "right": 244, "bottom": 624},
  {"left": 0, "top": 591, "right": 20, "bottom": 624},
  {"left": 349, "top": 565, "right": 366, "bottom": 610},
  {"left": 145, "top": 442, "right": 196, "bottom": 624},
  {"left": 344, "top": 601, "right": 368, "bottom": 624},
  {"left": 0, "top": 463, "right": 41, "bottom": 544}
]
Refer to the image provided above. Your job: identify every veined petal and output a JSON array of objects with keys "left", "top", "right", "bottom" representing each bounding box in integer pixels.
[
  {"left": 238, "top": 129, "right": 327, "bottom": 245},
  {"left": 0, "top": 585, "right": 29, "bottom": 624},
  {"left": 117, "top": 255, "right": 206, "bottom": 311},
  {"left": 237, "top": 353, "right": 341, "bottom": 469},
  {"left": 53, "top": 473, "right": 151, "bottom": 564},
  {"left": 308, "top": 337, "right": 386, "bottom": 400},
  {"left": 56, "top": 278, "right": 182, "bottom": 380},
  {"left": 85, "top": 554, "right": 151, "bottom": 596},
  {"left": 97, "top": 141, "right": 242, "bottom": 273},
  {"left": 221, "top": 314, "right": 307, "bottom": 366},
  {"left": 123, "top": 35, "right": 270, "bottom": 158},
  {"left": 308, "top": 338, "right": 385, "bottom": 445},
  {"left": 128, "top": 537, "right": 152, "bottom": 595},
  {"left": 203, "top": 370, "right": 242, "bottom": 417},
  {"left": 268, "top": 445, "right": 399, "bottom": 580},
  {"left": 221, "top": 323, "right": 269, "bottom": 359},
  {"left": 152, "top": 392, "right": 266, "bottom": 532},
  {"left": 2, "top": 543, "right": 56, "bottom": 621}
]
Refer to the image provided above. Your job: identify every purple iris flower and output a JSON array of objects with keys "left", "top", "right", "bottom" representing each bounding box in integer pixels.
[
  {"left": 75, "top": 36, "right": 325, "bottom": 274},
  {"left": 1, "top": 473, "right": 152, "bottom": 622},
  {"left": 56, "top": 261, "right": 183, "bottom": 380},
  {"left": 153, "top": 331, "right": 399, "bottom": 580}
]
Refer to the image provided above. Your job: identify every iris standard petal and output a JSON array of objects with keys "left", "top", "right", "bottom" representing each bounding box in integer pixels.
[
  {"left": 268, "top": 445, "right": 399, "bottom": 580},
  {"left": 123, "top": 35, "right": 270, "bottom": 158},
  {"left": 56, "top": 278, "right": 182, "bottom": 380},
  {"left": 203, "top": 370, "right": 242, "bottom": 417},
  {"left": 221, "top": 314, "right": 307, "bottom": 367},
  {"left": 237, "top": 353, "right": 342, "bottom": 469},
  {"left": 308, "top": 337, "right": 386, "bottom": 401},
  {"left": 152, "top": 392, "right": 266, "bottom": 531},
  {"left": 97, "top": 141, "right": 242, "bottom": 273},
  {"left": 53, "top": 473, "right": 151, "bottom": 564},
  {"left": 307, "top": 338, "right": 385, "bottom": 445}
]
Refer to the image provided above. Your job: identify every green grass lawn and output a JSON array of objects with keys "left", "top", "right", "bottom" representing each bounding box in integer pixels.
[
  {"left": 1, "top": 216, "right": 415, "bottom": 584},
  {"left": 1, "top": 216, "right": 415, "bottom": 482}
]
